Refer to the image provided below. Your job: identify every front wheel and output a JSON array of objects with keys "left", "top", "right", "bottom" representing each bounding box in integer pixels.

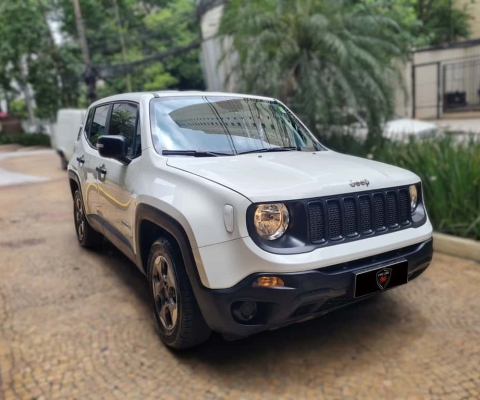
[{"left": 147, "top": 237, "right": 211, "bottom": 350}]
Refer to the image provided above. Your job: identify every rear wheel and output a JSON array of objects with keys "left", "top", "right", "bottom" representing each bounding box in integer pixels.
[
  {"left": 60, "top": 155, "right": 68, "bottom": 170},
  {"left": 73, "top": 190, "right": 103, "bottom": 248},
  {"left": 147, "top": 237, "right": 211, "bottom": 350}
]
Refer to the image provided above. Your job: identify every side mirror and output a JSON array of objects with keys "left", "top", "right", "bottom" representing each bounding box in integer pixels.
[{"left": 97, "top": 135, "right": 131, "bottom": 165}]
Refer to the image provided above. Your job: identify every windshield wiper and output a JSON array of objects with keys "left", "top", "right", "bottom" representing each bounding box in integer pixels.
[
  {"left": 162, "top": 150, "right": 233, "bottom": 157},
  {"left": 238, "top": 146, "right": 299, "bottom": 155}
]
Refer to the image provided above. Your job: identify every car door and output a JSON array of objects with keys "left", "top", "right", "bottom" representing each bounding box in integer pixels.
[
  {"left": 77, "top": 105, "right": 110, "bottom": 218},
  {"left": 95, "top": 102, "right": 141, "bottom": 259}
]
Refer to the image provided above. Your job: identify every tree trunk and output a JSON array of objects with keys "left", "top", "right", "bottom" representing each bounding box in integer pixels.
[{"left": 37, "top": 0, "right": 71, "bottom": 108}]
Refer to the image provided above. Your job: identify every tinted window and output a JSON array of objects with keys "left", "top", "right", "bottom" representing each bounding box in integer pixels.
[
  {"left": 82, "top": 108, "right": 94, "bottom": 141},
  {"left": 109, "top": 103, "right": 140, "bottom": 158},
  {"left": 87, "top": 105, "right": 110, "bottom": 148},
  {"left": 150, "top": 97, "right": 320, "bottom": 155}
]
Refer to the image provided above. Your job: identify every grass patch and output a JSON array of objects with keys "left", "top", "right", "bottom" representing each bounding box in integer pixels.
[{"left": 0, "top": 133, "right": 51, "bottom": 147}]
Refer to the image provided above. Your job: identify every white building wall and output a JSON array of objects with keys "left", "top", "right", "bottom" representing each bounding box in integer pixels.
[{"left": 200, "top": 5, "right": 236, "bottom": 92}]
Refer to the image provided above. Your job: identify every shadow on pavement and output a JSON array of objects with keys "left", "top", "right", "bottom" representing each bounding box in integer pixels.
[{"left": 95, "top": 238, "right": 428, "bottom": 382}]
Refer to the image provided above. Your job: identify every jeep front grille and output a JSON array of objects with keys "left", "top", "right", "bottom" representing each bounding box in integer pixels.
[{"left": 308, "top": 187, "right": 411, "bottom": 244}]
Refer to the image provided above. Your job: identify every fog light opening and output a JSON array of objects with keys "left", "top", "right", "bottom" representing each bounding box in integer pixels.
[
  {"left": 253, "top": 276, "right": 285, "bottom": 287},
  {"left": 233, "top": 301, "right": 258, "bottom": 322}
]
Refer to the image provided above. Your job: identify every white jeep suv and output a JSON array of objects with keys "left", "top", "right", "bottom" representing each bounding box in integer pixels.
[{"left": 68, "top": 92, "right": 433, "bottom": 349}]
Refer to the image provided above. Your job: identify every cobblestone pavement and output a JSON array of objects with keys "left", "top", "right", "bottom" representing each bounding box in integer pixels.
[{"left": 0, "top": 150, "right": 479, "bottom": 400}]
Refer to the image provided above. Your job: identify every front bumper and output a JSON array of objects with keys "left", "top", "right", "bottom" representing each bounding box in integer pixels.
[{"left": 195, "top": 238, "right": 432, "bottom": 338}]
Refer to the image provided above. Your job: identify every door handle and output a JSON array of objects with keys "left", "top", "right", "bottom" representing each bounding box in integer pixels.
[
  {"left": 76, "top": 155, "right": 85, "bottom": 164},
  {"left": 96, "top": 166, "right": 107, "bottom": 175}
]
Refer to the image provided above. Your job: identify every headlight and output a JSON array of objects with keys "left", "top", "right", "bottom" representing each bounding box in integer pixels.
[
  {"left": 254, "top": 203, "right": 289, "bottom": 240},
  {"left": 409, "top": 185, "right": 418, "bottom": 212}
]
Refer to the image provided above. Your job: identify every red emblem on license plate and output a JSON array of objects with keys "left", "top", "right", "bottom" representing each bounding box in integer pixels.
[{"left": 376, "top": 268, "right": 392, "bottom": 290}]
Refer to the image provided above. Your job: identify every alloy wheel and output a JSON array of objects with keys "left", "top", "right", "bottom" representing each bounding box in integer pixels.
[
  {"left": 152, "top": 255, "right": 178, "bottom": 332},
  {"left": 75, "top": 196, "right": 85, "bottom": 241}
]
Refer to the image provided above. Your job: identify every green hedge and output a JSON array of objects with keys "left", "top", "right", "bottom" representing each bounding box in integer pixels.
[
  {"left": 321, "top": 133, "right": 480, "bottom": 241},
  {"left": 0, "top": 133, "right": 51, "bottom": 147}
]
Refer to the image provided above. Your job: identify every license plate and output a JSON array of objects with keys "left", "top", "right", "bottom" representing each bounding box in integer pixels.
[{"left": 354, "top": 260, "right": 408, "bottom": 298}]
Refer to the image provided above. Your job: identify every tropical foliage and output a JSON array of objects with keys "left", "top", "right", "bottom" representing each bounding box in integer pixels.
[
  {"left": 219, "top": 0, "right": 405, "bottom": 148},
  {"left": 0, "top": 0, "right": 77, "bottom": 119},
  {"left": 0, "top": 132, "right": 51, "bottom": 147},
  {"left": 379, "top": 135, "right": 480, "bottom": 240},
  {"left": 361, "top": 0, "right": 474, "bottom": 47},
  {"left": 0, "top": 0, "right": 203, "bottom": 120}
]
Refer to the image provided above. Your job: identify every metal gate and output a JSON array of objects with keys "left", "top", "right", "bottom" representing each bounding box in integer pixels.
[
  {"left": 443, "top": 58, "right": 480, "bottom": 112},
  {"left": 412, "top": 62, "right": 441, "bottom": 119}
]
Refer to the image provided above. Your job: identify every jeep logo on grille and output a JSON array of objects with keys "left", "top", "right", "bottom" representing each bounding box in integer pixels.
[{"left": 350, "top": 179, "right": 370, "bottom": 188}]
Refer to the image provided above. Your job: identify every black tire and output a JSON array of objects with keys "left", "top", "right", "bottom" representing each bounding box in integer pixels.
[
  {"left": 73, "top": 190, "right": 103, "bottom": 248},
  {"left": 60, "top": 155, "right": 68, "bottom": 170},
  {"left": 147, "top": 237, "right": 211, "bottom": 350}
]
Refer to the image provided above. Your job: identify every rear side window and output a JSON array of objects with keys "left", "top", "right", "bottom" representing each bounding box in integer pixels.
[
  {"left": 86, "top": 105, "right": 110, "bottom": 148},
  {"left": 81, "top": 108, "right": 94, "bottom": 140}
]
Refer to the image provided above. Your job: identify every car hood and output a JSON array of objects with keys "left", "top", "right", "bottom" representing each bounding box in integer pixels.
[{"left": 166, "top": 151, "right": 420, "bottom": 203}]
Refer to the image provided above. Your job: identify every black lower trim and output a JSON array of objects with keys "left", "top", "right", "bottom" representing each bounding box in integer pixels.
[
  {"left": 194, "top": 238, "right": 433, "bottom": 338},
  {"left": 134, "top": 204, "right": 202, "bottom": 281},
  {"left": 102, "top": 219, "right": 136, "bottom": 263},
  {"left": 86, "top": 213, "right": 104, "bottom": 233}
]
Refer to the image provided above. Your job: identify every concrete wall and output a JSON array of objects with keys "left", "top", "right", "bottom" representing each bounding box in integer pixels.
[
  {"left": 395, "top": 61, "right": 413, "bottom": 118},
  {"left": 200, "top": 5, "right": 236, "bottom": 92}
]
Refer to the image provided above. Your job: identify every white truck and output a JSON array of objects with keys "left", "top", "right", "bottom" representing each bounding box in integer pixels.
[{"left": 51, "top": 109, "right": 86, "bottom": 169}]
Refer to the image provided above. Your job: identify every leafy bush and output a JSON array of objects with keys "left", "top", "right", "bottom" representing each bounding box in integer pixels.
[
  {"left": 375, "top": 135, "right": 480, "bottom": 241},
  {"left": 0, "top": 133, "right": 51, "bottom": 147},
  {"left": 323, "top": 132, "right": 480, "bottom": 241},
  {"left": 317, "top": 130, "right": 369, "bottom": 158},
  {"left": 7, "top": 99, "right": 28, "bottom": 120}
]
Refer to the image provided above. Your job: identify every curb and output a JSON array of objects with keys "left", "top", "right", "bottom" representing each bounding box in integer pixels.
[{"left": 433, "top": 232, "right": 480, "bottom": 262}]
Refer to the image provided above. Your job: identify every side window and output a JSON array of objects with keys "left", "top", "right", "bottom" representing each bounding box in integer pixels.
[
  {"left": 82, "top": 108, "right": 94, "bottom": 141},
  {"left": 134, "top": 116, "right": 142, "bottom": 157},
  {"left": 87, "top": 105, "right": 110, "bottom": 148},
  {"left": 109, "top": 103, "right": 140, "bottom": 158}
]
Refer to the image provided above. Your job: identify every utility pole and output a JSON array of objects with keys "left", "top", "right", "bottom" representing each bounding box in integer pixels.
[
  {"left": 113, "top": 0, "right": 132, "bottom": 92},
  {"left": 72, "top": 0, "right": 96, "bottom": 101}
]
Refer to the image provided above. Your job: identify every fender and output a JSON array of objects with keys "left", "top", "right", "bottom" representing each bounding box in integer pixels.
[
  {"left": 134, "top": 203, "right": 244, "bottom": 332},
  {"left": 68, "top": 169, "right": 80, "bottom": 198},
  {"left": 134, "top": 204, "right": 207, "bottom": 289},
  {"left": 68, "top": 169, "right": 104, "bottom": 233}
]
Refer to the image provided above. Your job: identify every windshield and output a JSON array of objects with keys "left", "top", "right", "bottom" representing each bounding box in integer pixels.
[{"left": 150, "top": 96, "right": 322, "bottom": 155}]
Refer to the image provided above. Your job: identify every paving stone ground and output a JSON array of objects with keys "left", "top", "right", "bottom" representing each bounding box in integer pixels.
[{"left": 0, "top": 150, "right": 479, "bottom": 400}]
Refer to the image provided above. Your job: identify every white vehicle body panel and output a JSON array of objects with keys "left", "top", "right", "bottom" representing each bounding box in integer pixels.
[
  {"left": 52, "top": 109, "right": 86, "bottom": 161},
  {"left": 384, "top": 118, "right": 438, "bottom": 141},
  {"left": 197, "top": 220, "right": 432, "bottom": 289},
  {"left": 69, "top": 91, "right": 433, "bottom": 291},
  {"left": 351, "top": 117, "right": 438, "bottom": 142},
  {"left": 166, "top": 151, "right": 420, "bottom": 203}
]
